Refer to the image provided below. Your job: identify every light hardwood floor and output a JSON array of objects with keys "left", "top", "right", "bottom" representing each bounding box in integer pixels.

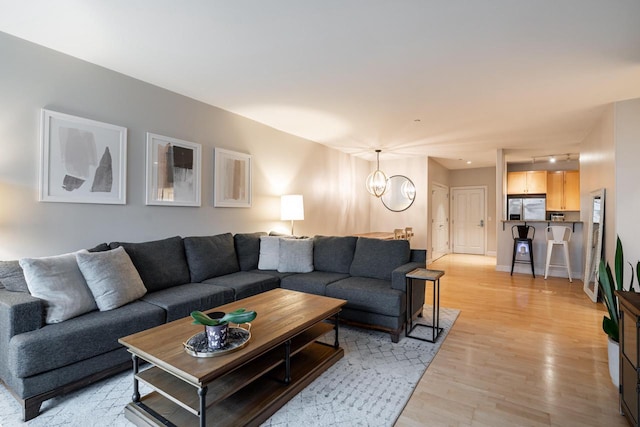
[{"left": 396, "top": 254, "right": 626, "bottom": 427}]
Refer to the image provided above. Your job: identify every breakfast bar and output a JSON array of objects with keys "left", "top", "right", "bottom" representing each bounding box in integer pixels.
[{"left": 498, "top": 220, "right": 584, "bottom": 279}]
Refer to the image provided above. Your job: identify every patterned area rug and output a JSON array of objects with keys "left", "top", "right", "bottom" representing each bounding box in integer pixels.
[{"left": 0, "top": 306, "right": 459, "bottom": 427}]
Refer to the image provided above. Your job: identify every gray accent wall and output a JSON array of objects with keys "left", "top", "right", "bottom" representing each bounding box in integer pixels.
[{"left": 0, "top": 32, "right": 371, "bottom": 259}]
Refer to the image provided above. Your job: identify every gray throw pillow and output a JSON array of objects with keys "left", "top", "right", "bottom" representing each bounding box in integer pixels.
[
  {"left": 278, "top": 238, "right": 314, "bottom": 273},
  {"left": 0, "top": 260, "right": 30, "bottom": 292},
  {"left": 258, "top": 236, "right": 280, "bottom": 270},
  {"left": 19, "top": 252, "right": 98, "bottom": 324},
  {"left": 184, "top": 233, "right": 240, "bottom": 282},
  {"left": 76, "top": 247, "right": 147, "bottom": 311}
]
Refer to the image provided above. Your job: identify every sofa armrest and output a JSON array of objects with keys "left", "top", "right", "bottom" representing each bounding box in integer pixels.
[
  {"left": 0, "top": 289, "right": 44, "bottom": 338},
  {"left": 0, "top": 289, "right": 44, "bottom": 381},
  {"left": 391, "top": 261, "right": 426, "bottom": 292}
]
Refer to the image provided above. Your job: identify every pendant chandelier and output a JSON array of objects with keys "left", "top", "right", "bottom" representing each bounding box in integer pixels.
[{"left": 365, "top": 149, "right": 387, "bottom": 197}]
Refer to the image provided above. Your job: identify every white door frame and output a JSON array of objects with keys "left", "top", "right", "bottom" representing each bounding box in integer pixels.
[{"left": 451, "top": 186, "right": 488, "bottom": 255}]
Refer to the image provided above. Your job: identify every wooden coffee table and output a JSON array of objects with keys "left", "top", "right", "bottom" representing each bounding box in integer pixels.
[{"left": 118, "top": 288, "right": 346, "bottom": 427}]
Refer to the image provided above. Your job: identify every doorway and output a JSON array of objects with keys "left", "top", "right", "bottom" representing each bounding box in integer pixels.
[
  {"left": 451, "top": 186, "right": 486, "bottom": 255},
  {"left": 431, "top": 183, "right": 449, "bottom": 261}
]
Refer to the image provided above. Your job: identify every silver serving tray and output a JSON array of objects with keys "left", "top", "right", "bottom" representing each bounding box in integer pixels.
[{"left": 183, "top": 323, "right": 251, "bottom": 358}]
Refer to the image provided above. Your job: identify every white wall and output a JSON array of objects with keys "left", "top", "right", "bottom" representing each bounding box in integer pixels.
[
  {"left": 579, "top": 105, "right": 616, "bottom": 266},
  {"left": 369, "top": 156, "right": 427, "bottom": 249},
  {"left": 0, "top": 32, "right": 371, "bottom": 259},
  {"left": 615, "top": 98, "right": 640, "bottom": 266}
]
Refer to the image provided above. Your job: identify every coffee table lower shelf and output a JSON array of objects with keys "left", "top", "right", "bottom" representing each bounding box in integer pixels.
[{"left": 124, "top": 341, "right": 343, "bottom": 427}]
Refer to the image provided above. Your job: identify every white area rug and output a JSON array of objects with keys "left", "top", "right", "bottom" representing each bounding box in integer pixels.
[{"left": 0, "top": 307, "right": 459, "bottom": 427}]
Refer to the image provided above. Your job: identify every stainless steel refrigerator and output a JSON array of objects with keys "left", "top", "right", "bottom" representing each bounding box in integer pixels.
[{"left": 508, "top": 197, "right": 546, "bottom": 220}]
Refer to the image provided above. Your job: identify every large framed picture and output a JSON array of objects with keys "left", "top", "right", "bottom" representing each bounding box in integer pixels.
[
  {"left": 214, "top": 148, "right": 252, "bottom": 208},
  {"left": 39, "top": 109, "right": 127, "bottom": 204},
  {"left": 146, "top": 133, "right": 202, "bottom": 206}
]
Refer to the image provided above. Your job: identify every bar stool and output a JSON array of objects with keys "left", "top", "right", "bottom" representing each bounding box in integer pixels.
[
  {"left": 511, "top": 225, "right": 535, "bottom": 277},
  {"left": 544, "top": 226, "right": 572, "bottom": 282}
]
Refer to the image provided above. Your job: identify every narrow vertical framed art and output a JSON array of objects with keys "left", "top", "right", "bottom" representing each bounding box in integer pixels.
[
  {"left": 214, "top": 148, "right": 252, "bottom": 208},
  {"left": 39, "top": 109, "right": 127, "bottom": 204},
  {"left": 145, "top": 133, "right": 202, "bottom": 207}
]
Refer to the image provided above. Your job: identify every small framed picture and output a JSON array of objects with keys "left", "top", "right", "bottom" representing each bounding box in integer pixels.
[
  {"left": 39, "top": 109, "right": 127, "bottom": 204},
  {"left": 214, "top": 148, "right": 252, "bottom": 208},
  {"left": 145, "top": 133, "right": 201, "bottom": 207}
]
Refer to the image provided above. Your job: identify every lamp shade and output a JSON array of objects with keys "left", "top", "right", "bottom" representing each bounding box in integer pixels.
[{"left": 281, "top": 195, "right": 304, "bottom": 221}]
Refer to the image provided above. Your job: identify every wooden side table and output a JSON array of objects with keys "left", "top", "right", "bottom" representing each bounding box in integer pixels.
[{"left": 405, "top": 268, "right": 444, "bottom": 342}]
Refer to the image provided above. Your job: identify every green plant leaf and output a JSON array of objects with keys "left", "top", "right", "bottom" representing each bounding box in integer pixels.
[
  {"left": 603, "top": 316, "right": 619, "bottom": 343},
  {"left": 615, "top": 236, "right": 624, "bottom": 291},
  {"left": 190, "top": 310, "right": 221, "bottom": 326},
  {"left": 598, "top": 260, "right": 618, "bottom": 337},
  {"left": 629, "top": 262, "right": 636, "bottom": 292},
  {"left": 636, "top": 261, "right": 640, "bottom": 293}
]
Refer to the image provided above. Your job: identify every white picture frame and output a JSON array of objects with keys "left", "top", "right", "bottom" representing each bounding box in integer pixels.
[
  {"left": 214, "top": 148, "right": 252, "bottom": 208},
  {"left": 145, "top": 133, "right": 202, "bottom": 207},
  {"left": 39, "top": 109, "right": 127, "bottom": 204}
]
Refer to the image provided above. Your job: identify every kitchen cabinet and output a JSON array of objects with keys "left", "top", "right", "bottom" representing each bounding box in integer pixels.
[
  {"left": 507, "top": 171, "right": 547, "bottom": 195},
  {"left": 546, "top": 171, "right": 580, "bottom": 211}
]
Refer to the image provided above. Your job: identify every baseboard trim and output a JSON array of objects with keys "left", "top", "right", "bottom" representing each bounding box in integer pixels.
[{"left": 496, "top": 264, "right": 582, "bottom": 281}]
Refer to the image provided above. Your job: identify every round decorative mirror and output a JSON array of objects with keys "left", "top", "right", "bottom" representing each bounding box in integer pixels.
[{"left": 381, "top": 175, "right": 416, "bottom": 212}]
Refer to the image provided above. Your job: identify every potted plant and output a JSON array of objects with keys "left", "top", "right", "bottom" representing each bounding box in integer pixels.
[
  {"left": 598, "top": 237, "right": 638, "bottom": 387},
  {"left": 191, "top": 309, "right": 257, "bottom": 350}
]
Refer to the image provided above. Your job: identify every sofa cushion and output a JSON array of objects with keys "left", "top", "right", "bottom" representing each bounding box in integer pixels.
[
  {"left": 203, "top": 271, "right": 280, "bottom": 300},
  {"left": 326, "top": 277, "right": 406, "bottom": 317},
  {"left": 110, "top": 236, "right": 190, "bottom": 292},
  {"left": 234, "top": 232, "right": 267, "bottom": 271},
  {"left": 313, "top": 236, "right": 357, "bottom": 273},
  {"left": 280, "top": 271, "right": 349, "bottom": 296},
  {"left": 19, "top": 252, "right": 97, "bottom": 324},
  {"left": 278, "top": 238, "right": 314, "bottom": 273},
  {"left": 8, "top": 300, "right": 165, "bottom": 378},
  {"left": 140, "top": 282, "right": 234, "bottom": 322},
  {"left": 76, "top": 247, "right": 147, "bottom": 311},
  {"left": 349, "top": 238, "right": 410, "bottom": 280},
  {"left": 0, "top": 260, "right": 29, "bottom": 292},
  {"left": 258, "top": 236, "right": 280, "bottom": 270},
  {"left": 88, "top": 243, "right": 111, "bottom": 252},
  {"left": 184, "top": 233, "right": 240, "bottom": 282}
]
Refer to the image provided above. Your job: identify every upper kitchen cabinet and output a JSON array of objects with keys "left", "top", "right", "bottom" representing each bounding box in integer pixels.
[
  {"left": 546, "top": 170, "right": 580, "bottom": 211},
  {"left": 507, "top": 171, "right": 547, "bottom": 194}
]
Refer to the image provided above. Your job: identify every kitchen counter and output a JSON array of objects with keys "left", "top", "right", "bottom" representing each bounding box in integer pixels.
[
  {"left": 502, "top": 219, "right": 582, "bottom": 231},
  {"left": 498, "top": 220, "right": 583, "bottom": 279}
]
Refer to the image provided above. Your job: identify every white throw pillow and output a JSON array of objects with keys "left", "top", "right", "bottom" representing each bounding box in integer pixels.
[
  {"left": 258, "top": 236, "right": 280, "bottom": 270},
  {"left": 278, "top": 238, "right": 314, "bottom": 273},
  {"left": 19, "top": 252, "right": 97, "bottom": 324},
  {"left": 76, "top": 247, "right": 147, "bottom": 311}
]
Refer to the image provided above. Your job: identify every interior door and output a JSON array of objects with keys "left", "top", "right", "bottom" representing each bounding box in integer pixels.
[
  {"left": 452, "top": 187, "right": 486, "bottom": 255},
  {"left": 431, "top": 183, "right": 449, "bottom": 261}
]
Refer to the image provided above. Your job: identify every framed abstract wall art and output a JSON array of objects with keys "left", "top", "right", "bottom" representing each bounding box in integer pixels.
[
  {"left": 145, "top": 133, "right": 202, "bottom": 207},
  {"left": 214, "top": 147, "right": 251, "bottom": 208},
  {"left": 39, "top": 109, "right": 128, "bottom": 204}
]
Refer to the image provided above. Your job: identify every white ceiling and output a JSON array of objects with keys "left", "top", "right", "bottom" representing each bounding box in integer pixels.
[{"left": 1, "top": 0, "right": 639, "bottom": 169}]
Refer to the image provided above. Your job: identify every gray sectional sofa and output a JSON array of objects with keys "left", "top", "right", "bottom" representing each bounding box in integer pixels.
[{"left": 0, "top": 232, "right": 426, "bottom": 421}]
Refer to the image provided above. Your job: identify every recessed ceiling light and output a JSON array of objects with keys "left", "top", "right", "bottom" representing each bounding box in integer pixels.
[
  {"left": 466, "top": 160, "right": 472, "bottom": 164},
  {"left": 550, "top": 157, "right": 556, "bottom": 163}
]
